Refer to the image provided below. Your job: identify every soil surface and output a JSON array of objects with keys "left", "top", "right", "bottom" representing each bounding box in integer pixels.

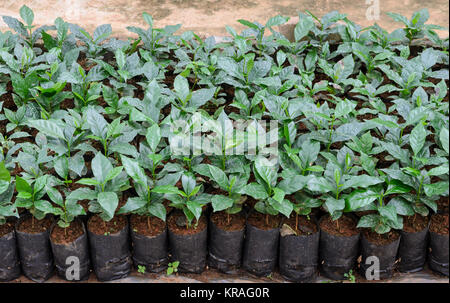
[
  {"left": 87, "top": 215, "right": 128, "bottom": 235},
  {"left": 403, "top": 214, "right": 429, "bottom": 233},
  {"left": 319, "top": 214, "right": 359, "bottom": 237},
  {"left": 0, "top": 222, "right": 14, "bottom": 237},
  {"left": 247, "top": 211, "right": 281, "bottom": 230},
  {"left": 436, "top": 196, "right": 449, "bottom": 214},
  {"left": 210, "top": 211, "right": 245, "bottom": 231},
  {"left": 51, "top": 221, "right": 85, "bottom": 244},
  {"left": 130, "top": 214, "right": 166, "bottom": 237},
  {"left": 167, "top": 211, "right": 207, "bottom": 235},
  {"left": 16, "top": 216, "right": 53, "bottom": 234},
  {"left": 363, "top": 229, "right": 400, "bottom": 245},
  {"left": 283, "top": 214, "right": 318, "bottom": 236},
  {"left": 429, "top": 213, "right": 449, "bottom": 235}
]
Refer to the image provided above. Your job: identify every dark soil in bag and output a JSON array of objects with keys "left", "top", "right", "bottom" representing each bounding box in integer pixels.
[
  {"left": 0, "top": 222, "right": 21, "bottom": 282},
  {"left": 167, "top": 212, "right": 208, "bottom": 274},
  {"left": 242, "top": 212, "right": 281, "bottom": 277},
  {"left": 87, "top": 215, "right": 132, "bottom": 281},
  {"left": 130, "top": 214, "right": 168, "bottom": 273},
  {"left": 360, "top": 229, "right": 400, "bottom": 280},
  {"left": 208, "top": 212, "right": 246, "bottom": 274},
  {"left": 50, "top": 220, "right": 91, "bottom": 281},
  {"left": 279, "top": 215, "right": 320, "bottom": 282},
  {"left": 319, "top": 215, "right": 360, "bottom": 280},
  {"left": 398, "top": 215, "right": 429, "bottom": 273},
  {"left": 15, "top": 215, "right": 54, "bottom": 282},
  {"left": 428, "top": 213, "right": 449, "bottom": 277}
]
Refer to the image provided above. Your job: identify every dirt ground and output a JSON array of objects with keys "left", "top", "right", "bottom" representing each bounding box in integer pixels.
[
  {"left": 6, "top": 265, "right": 449, "bottom": 283},
  {"left": 0, "top": 0, "right": 448, "bottom": 38}
]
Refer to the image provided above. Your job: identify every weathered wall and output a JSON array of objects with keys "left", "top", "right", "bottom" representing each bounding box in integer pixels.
[{"left": 0, "top": 0, "right": 448, "bottom": 38}]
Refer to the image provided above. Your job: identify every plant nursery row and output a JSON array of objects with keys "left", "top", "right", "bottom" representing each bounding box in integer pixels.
[{"left": 0, "top": 6, "right": 448, "bottom": 283}]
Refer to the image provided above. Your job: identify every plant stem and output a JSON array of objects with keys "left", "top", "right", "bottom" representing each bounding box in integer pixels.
[
  {"left": 295, "top": 213, "right": 299, "bottom": 231},
  {"left": 147, "top": 216, "right": 151, "bottom": 230},
  {"left": 265, "top": 214, "right": 269, "bottom": 226}
]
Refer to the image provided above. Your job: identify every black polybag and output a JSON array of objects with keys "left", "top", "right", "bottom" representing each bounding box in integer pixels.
[
  {"left": 398, "top": 227, "right": 428, "bottom": 273},
  {"left": 429, "top": 231, "right": 449, "bottom": 277},
  {"left": 319, "top": 227, "right": 360, "bottom": 280},
  {"left": 15, "top": 215, "right": 54, "bottom": 282},
  {"left": 242, "top": 222, "right": 279, "bottom": 277},
  {"left": 87, "top": 218, "right": 132, "bottom": 281},
  {"left": 168, "top": 226, "right": 208, "bottom": 274},
  {"left": 0, "top": 229, "right": 21, "bottom": 282},
  {"left": 359, "top": 233, "right": 400, "bottom": 280},
  {"left": 131, "top": 225, "right": 169, "bottom": 273},
  {"left": 279, "top": 228, "right": 320, "bottom": 282},
  {"left": 50, "top": 222, "right": 91, "bottom": 281},
  {"left": 208, "top": 217, "right": 245, "bottom": 274}
]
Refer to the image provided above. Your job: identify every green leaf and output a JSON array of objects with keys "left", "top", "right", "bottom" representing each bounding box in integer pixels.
[
  {"left": 371, "top": 118, "right": 399, "bottom": 129},
  {"left": 266, "top": 15, "right": 289, "bottom": 28},
  {"left": 388, "top": 197, "right": 415, "bottom": 216},
  {"left": 208, "top": 165, "right": 229, "bottom": 189},
  {"left": 424, "top": 182, "right": 449, "bottom": 197},
  {"left": 272, "top": 187, "right": 285, "bottom": 203},
  {"left": 20, "top": 5, "right": 34, "bottom": 27},
  {"left": 345, "top": 189, "right": 378, "bottom": 211},
  {"left": 278, "top": 175, "right": 309, "bottom": 194},
  {"left": 121, "top": 155, "right": 147, "bottom": 187},
  {"left": 118, "top": 197, "right": 147, "bottom": 214},
  {"left": 241, "top": 183, "right": 269, "bottom": 200},
  {"left": 410, "top": 123, "right": 426, "bottom": 155},
  {"left": 0, "top": 180, "right": 10, "bottom": 195},
  {"left": 67, "top": 188, "right": 97, "bottom": 201},
  {"left": 307, "top": 176, "right": 334, "bottom": 193},
  {"left": 0, "top": 162, "right": 11, "bottom": 182},
  {"left": 104, "top": 166, "right": 123, "bottom": 183},
  {"left": 427, "top": 165, "right": 449, "bottom": 176},
  {"left": 341, "top": 175, "right": 382, "bottom": 190},
  {"left": 151, "top": 185, "right": 181, "bottom": 195},
  {"left": 270, "top": 198, "right": 293, "bottom": 218},
  {"left": 324, "top": 197, "right": 345, "bottom": 217},
  {"left": 379, "top": 204, "right": 398, "bottom": 222},
  {"left": 211, "top": 195, "right": 234, "bottom": 212},
  {"left": 76, "top": 178, "right": 100, "bottom": 186},
  {"left": 15, "top": 176, "right": 32, "bottom": 194},
  {"left": 97, "top": 192, "right": 118, "bottom": 220},
  {"left": 92, "top": 152, "right": 113, "bottom": 184},
  {"left": 146, "top": 124, "right": 161, "bottom": 151},
  {"left": 46, "top": 187, "right": 64, "bottom": 207},
  {"left": 115, "top": 49, "right": 126, "bottom": 70},
  {"left": 357, "top": 214, "right": 378, "bottom": 229},
  {"left": 237, "top": 19, "right": 259, "bottom": 30},
  {"left": 174, "top": 75, "right": 190, "bottom": 103},
  {"left": 294, "top": 15, "right": 314, "bottom": 41},
  {"left": 35, "top": 200, "right": 58, "bottom": 215},
  {"left": 149, "top": 203, "right": 166, "bottom": 221},
  {"left": 186, "top": 200, "right": 202, "bottom": 222},
  {"left": 29, "top": 120, "right": 65, "bottom": 140},
  {"left": 335, "top": 99, "right": 356, "bottom": 118},
  {"left": 254, "top": 156, "right": 276, "bottom": 188},
  {"left": 440, "top": 128, "right": 449, "bottom": 154},
  {"left": 143, "top": 12, "right": 153, "bottom": 27}
]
